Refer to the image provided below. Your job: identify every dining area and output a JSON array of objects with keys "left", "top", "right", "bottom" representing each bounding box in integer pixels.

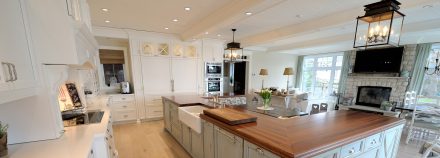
[{"left": 396, "top": 91, "right": 440, "bottom": 157}]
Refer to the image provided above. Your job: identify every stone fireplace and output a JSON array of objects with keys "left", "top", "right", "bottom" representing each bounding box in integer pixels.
[{"left": 343, "top": 45, "right": 416, "bottom": 105}]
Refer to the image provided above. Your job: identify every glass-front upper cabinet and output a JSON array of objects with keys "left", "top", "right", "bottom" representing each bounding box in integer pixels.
[
  {"left": 141, "top": 42, "right": 155, "bottom": 56},
  {"left": 185, "top": 45, "right": 197, "bottom": 58},
  {"left": 173, "top": 44, "right": 184, "bottom": 57},
  {"left": 157, "top": 43, "right": 170, "bottom": 56}
]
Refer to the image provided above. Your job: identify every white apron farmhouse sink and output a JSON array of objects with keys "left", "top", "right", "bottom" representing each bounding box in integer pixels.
[{"left": 178, "top": 105, "right": 208, "bottom": 133}]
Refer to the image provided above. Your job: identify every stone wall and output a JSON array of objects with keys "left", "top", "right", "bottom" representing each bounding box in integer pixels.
[{"left": 343, "top": 44, "right": 417, "bottom": 103}]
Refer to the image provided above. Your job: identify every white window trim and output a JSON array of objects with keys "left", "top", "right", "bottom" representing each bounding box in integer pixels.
[
  {"left": 98, "top": 46, "right": 130, "bottom": 91},
  {"left": 301, "top": 53, "right": 343, "bottom": 99}
]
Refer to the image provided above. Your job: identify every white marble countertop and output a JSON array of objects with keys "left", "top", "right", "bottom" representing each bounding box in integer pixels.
[{"left": 6, "top": 96, "right": 111, "bottom": 158}]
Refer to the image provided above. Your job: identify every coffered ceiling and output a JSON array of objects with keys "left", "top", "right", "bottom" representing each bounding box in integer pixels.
[{"left": 88, "top": 0, "right": 440, "bottom": 54}]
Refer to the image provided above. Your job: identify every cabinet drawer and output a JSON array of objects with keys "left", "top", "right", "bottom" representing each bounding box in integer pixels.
[
  {"left": 340, "top": 139, "right": 363, "bottom": 158},
  {"left": 147, "top": 106, "right": 163, "bottom": 118},
  {"left": 110, "top": 95, "right": 135, "bottom": 102},
  {"left": 110, "top": 102, "right": 136, "bottom": 110},
  {"left": 364, "top": 133, "right": 382, "bottom": 150},
  {"left": 145, "top": 99, "right": 163, "bottom": 107},
  {"left": 313, "top": 148, "right": 340, "bottom": 158},
  {"left": 113, "top": 110, "right": 137, "bottom": 121}
]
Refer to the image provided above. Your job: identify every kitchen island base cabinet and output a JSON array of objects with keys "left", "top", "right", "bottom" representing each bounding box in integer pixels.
[
  {"left": 244, "top": 140, "right": 280, "bottom": 158},
  {"left": 214, "top": 126, "right": 243, "bottom": 158},
  {"left": 203, "top": 121, "right": 215, "bottom": 158},
  {"left": 191, "top": 130, "right": 204, "bottom": 158},
  {"left": 312, "top": 124, "right": 403, "bottom": 158}
]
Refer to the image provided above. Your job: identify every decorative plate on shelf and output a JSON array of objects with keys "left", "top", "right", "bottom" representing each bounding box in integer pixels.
[{"left": 141, "top": 42, "right": 154, "bottom": 55}]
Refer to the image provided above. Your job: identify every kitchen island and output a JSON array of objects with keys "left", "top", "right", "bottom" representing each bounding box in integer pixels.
[{"left": 162, "top": 95, "right": 405, "bottom": 158}]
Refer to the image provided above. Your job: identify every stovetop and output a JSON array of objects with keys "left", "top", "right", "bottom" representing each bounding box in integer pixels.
[{"left": 62, "top": 111, "right": 104, "bottom": 127}]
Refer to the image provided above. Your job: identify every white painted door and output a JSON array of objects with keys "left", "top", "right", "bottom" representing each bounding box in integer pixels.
[
  {"left": 141, "top": 57, "right": 172, "bottom": 94},
  {"left": 171, "top": 58, "right": 198, "bottom": 93},
  {"left": 0, "top": 0, "right": 37, "bottom": 96}
]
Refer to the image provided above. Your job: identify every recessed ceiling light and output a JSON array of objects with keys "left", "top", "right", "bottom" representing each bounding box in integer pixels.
[
  {"left": 205, "top": 32, "right": 209, "bottom": 35},
  {"left": 104, "top": 20, "right": 110, "bottom": 23},
  {"left": 184, "top": 7, "right": 191, "bottom": 11},
  {"left": 101, "top": 8, "right": 109, "bottom": 12},
  {"left": 217, "top": 34, "right": 221, "bottom": 37},
  {"left": 172, "top": 19, "right": 179, "bottom": 22},
  {"left": 164, "top": 27, "right": 169, "bottom": 30},
  {"left": 245, "top": 12, "right": 252, "bottom": 15}
]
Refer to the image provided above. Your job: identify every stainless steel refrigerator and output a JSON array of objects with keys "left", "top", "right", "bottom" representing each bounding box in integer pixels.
[{"left": 223, "top": 61, "right": 248, "bottom": 95}]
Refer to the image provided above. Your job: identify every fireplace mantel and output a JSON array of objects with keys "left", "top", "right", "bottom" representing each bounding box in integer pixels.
[{"left": 339, "top": 105, "right": 400, "bottom": 117}]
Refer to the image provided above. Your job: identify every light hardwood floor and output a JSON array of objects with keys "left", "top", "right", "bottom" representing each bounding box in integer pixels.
[
  {"left": 113, "top": 121, "right": 191, "bottom": 158},
  {"left": 113, "top": 120, "right": 422, "bottom": 158}
]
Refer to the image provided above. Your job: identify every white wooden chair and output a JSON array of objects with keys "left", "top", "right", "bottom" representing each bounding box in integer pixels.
[
  {"left": 420, "top": 138, "right": 440, "bottom": 158},
  {"left": 406, "top": 91, "right": 440, "bottom": 144}
]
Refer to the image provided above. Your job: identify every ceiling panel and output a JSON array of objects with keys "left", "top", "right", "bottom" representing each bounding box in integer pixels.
[{"left": 88, "top": 0, "right": 232, "bottom": 34}]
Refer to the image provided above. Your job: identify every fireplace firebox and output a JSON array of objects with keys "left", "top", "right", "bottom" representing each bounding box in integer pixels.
[{"left": 356, "top": 86, "right": 392, "bottom": 108}]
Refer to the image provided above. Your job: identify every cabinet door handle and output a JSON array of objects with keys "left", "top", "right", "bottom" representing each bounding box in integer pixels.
[
  {"left": 348, "top": 148, "right": 355, "bottom": 154},
  {"left": 11, "top": 64, "right": 17, "bottom": 81},
  {"left": 171, "top": 79, "right": 175, "bottom": 92},
  {"left": 2, "top": 62, "right": 13, "bottom": 82},
  {"left": 256, "top": 148, "right": 264, "bottom": 155}
]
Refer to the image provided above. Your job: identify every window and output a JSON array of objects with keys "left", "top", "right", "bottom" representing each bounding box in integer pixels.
[
  {"left": 301, "top": 53, "right": 343, "bottom": 99},
  {"left": 99, "top": 49, "right": 127, "bottom": 88},
  {"left": 421, "top": 44, "right": 440, "bottom": 98},
  {"left": 103, "top": 64, "right": 125, "bottom": 87}
]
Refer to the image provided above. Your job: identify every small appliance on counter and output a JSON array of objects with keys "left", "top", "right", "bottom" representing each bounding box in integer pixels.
[{"left": 121, "top": 81, "right": 131, "bottom": 94}]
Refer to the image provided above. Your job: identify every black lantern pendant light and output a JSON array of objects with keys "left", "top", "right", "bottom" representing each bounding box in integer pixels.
[
  {"left": 224, "top": 29, "right": 243, "bottom": 62},
  {"left": 353, "top": 0, "right": 405, "bottom": 48}
]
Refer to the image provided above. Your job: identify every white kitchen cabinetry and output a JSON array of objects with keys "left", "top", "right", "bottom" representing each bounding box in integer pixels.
[
  {"left": 141, "top": 57, "right": 172, "bottom": 94},
  {"left": 172, "top": 58, "right": 198, "bottom": 93},
  {"left": 134, "top": 39, "right": 199, "bottom": 119},
  {"left": 0, "top": 0, "right": 38, "bottom": 104},
  {"left": 202, "top": 39, "right": 224, "bottom": 62},
  {"left": 25, "top": 0, "right": 98, "bottom": 65},
  {"left": 91, "top": 118, "right": 117, "bottom": 158},
  {"left": 108, "top": 94, "right": 137, "bottom": 123}
]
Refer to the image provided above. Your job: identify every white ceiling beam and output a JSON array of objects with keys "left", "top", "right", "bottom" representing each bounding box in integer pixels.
[
  {"left": 241, "top": 0, "right": 438, "bottom": 47},
  {"left": 180, "top": 0, "right": 286, "bottom": 41},
  {"left": 268, "top": 18, "right": 440, "bottom": 52}
]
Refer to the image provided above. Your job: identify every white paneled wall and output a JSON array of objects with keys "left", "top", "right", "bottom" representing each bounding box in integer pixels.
[{"left": 250, "top": 52, "right": 298, "bottom": 92}]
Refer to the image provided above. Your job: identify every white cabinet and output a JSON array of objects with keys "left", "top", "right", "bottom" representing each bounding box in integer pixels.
[
  {"left": 25, "top": 0, "right": 97, "bottom": 65},
  {"left": 202, "top": 39, "right": 224, "bottom": 62},
  {"left": 141, "top": 57, "right": 172, "bottom": 94},
  {"left": 91, "top": 119, "right": 117, "bottom": 158},
  {"left": 108, "top": 94, "right": 137, "bottom": 123},
  {"left": 0, "top": 0, "right": 38, "bottom": 104},
  {"left": 172, "top": 58, "right": 198, "bottom": 93}
]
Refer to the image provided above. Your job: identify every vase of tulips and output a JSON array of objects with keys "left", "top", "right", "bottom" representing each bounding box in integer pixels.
[{"left": 260, "top": 89, "right": 272, "bottom": 110}]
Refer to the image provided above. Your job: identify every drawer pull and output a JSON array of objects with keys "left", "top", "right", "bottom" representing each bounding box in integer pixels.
[
  {"left": 256, "top": 148, "right": 264, "bottom": 155},
  {"left": 122, "top": 98, "right": 126, "bottom": 100},
  {"left": 349, "top": 148, "right": 355, "bottom": 154},
  {"left": 105, "top": 137, "right": 108, "bottom": 141},
  {"left": 153, "top": 110, "right": 162, "bottom": 112},
  {"left": 109, "top": 145, "right": 112, "bottom": 150},
  {"left": 122, "top": 105, "right": 128, "bottom": 108},
  {"left": 124, "top": 115, "right": 128, "bottom": 118}
]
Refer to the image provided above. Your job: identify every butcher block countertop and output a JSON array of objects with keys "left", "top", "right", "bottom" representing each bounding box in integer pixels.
[{"left": 162, "top": 95, "right": 405, "bottom": 158}]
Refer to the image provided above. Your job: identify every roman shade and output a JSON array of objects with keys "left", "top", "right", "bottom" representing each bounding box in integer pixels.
[{"left": 99, "top": 49, "right": 125, "bottom": 64}]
